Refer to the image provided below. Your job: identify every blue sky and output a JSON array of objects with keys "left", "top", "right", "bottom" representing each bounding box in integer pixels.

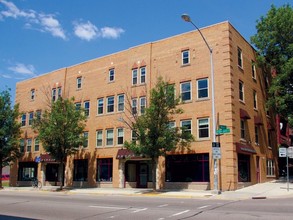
[{"left": 0, "top": 0, "right": 291, "bottom": 102}]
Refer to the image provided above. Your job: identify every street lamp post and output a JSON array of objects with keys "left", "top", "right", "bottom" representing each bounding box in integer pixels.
[{"left": 181, "top": 14, "right": 220, "bottom": 194}]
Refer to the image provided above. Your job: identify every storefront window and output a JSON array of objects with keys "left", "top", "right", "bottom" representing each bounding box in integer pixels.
[
  {"left": 97, "top": 158, "right": 113, "bottom": 182},
  {"left": 166, "top": 154, "right": 209, "bottom": 182},
  {"left": 238, "top": 154, "right": 251, "bottom": 182},
  {"left": 18, "top": 162, "right": 38, "bottom": 181},
  {"left": 73, "top": 159, "right": 88, "bottom": 181}
]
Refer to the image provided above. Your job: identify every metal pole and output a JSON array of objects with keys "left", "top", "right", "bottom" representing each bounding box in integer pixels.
[{"left": 287, "top": 149, "right": 289, "bottom": 191}]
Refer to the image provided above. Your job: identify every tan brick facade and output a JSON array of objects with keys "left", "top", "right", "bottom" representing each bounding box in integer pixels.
[{"left": 10, "top": 21, "right": 278, "bottom": 191}]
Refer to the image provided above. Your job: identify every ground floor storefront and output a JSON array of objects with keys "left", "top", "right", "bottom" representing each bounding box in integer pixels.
[{"left": 10, "top": 147, "right": 277, "bottom": 191}]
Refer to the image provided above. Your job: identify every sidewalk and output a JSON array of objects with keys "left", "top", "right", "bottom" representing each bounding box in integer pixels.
[{"left": 3, "top": 180, "right": 293, "bottom": 200}]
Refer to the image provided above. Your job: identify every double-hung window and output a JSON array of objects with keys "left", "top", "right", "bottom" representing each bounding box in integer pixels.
[
  {"left": 77, "top": 77, "right": 82, "bottom": 89},
  {"left": 132, "top": 69, "right": 138, "bottom": 85},
  {"left": 109, "top": 68, "right": 115, "bottom": 82},
  {"left": 181, "top": 81, "right": 191, "bottom": 102},
  {"left": 21, "top": 114, "right": 26, "bottom": 127},
  {"left": 117, "top": 94, "right": 124, "bottom": 112},
  {"left": 84, "top": 101, "right": 90, "bottom": 117},
  {"left": 27, "top": 139, "right": 32, "bottom": 152},
  {"left": 198, "top": 118, "right": 209, "bottom": 138},
  {"left": 28, "top": 112, "right": 34, "bottom": 126},
  {"left": 83, "top": 132, "right": 89, "bottom": 148},
  {"left": 181, "top": 120, "right": 192, "bottom": 135},
  {"left": 107, "top": 96, "right": 114, "bottom": 113},
  {"left": 140, "top": 67, "right": 146, "bottom": 84},
  {"left": 252, "top": 61, "right": 256, "bottom": 80},
  {"left": 20, "top": 139, "right": 25, "bottom": 153},
  {"left": 197, "top": 78, "right": 208, "bottom": 99},
  {"left": 97, "top": 98, "right": 104, "bottom": 115},
  {"left": 255, "top": 126, "right": 259, "bottom": 145},
  {"left": 75, "top": 102, "right": 81, "bottom": 111},
  {"left": 140, "top": 97, "right": 146, "bottom": 114},
  {"left": 182, "top": 50, "right": 189, "bottom": 65},
  {"left": 267, "top": 159, "right": 275, "bottom": 176},
  {"left": 239, "top": 81, "right": 244, "bottom": 102},
  {"left": 238, "top": 47, "right": 243, "bottom": 68},
  {"left": 52, "top": 88, "right": 56, "bottom": 102},
  {"left": 96, "top": 130, "right": 103, "bottom": 147},
  {"left": 117, "top": 128, "right": 124, "bottom": 145},
  {"left": 34, "top": 138, "right": 39, "bottom": 152},
  {"left": 253, "top": 90, "right": 258, "bottom": 109},
  {"left": 132, "top": 98, "right": 137, "bottom": 115},
  {"left": 240, "top": 119, "right": 245, "bottom": 139},
  {"left": 31, "top": 89, "right": 35, "bottom": 100},
  {"left": 57, "top": 87, "right": 62, "bottom": 98},
  {"left": 106, "top": 129, "right": 114, "bottom": 146}
]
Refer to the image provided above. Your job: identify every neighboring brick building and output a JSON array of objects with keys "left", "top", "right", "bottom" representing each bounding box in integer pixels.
[{"left": 10, "top": 21, "right": 278, "bottom": 191}]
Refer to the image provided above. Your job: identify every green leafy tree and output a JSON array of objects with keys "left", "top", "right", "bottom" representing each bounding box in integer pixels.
[
  {"left": 33, "top": 97, "right": 86, "bottom": 189},
  {"left": 251, "top": 4, "right": 293, "bottom": 126},
  {"left": 124, "top": 77, "right": 194, "bottom": 191},
  {"left": 0, "top": 89, "right": 21, "bottom": 189}
]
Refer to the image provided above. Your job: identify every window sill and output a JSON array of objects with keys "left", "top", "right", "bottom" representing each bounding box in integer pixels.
[
  {"left": 181, "top": 63, "right": 191, "bottom": 67},
  {"left": 196, "top": 97, "right": 209, "bottom": 102}
]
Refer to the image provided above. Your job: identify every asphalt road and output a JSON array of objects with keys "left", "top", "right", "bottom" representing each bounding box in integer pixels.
[{"left": 0, "top": 191, "right": 293, "bottom": 220}]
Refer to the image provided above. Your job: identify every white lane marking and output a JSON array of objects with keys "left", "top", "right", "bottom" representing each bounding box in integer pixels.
[
  {"left": 157, "top": 218, "right": 165, "bottom": 220},
  {"left": 197, "top": 205, "right": 210, "bottom": 209},
  {"left": 158, "top": 204, "right": 168, "bottom": 208},
  {"left": 132, "top": 208, "right": 148, "bottom": 213},
  {"left": 89, "top": 205, "right": 127, "bottom": 210},
  {"left": 171, "top": 210, "right": 190, "bottom": 217}
]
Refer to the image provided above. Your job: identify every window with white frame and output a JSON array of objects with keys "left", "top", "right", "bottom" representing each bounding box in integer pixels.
[
  {"left": 132, "top": 69, "right": 138, "bottom": 85},
  {"left": 181, "top": 120, "right": 192, "bottom": 135},
  {"left": 34, "top": 138, "right": 39, "bottom": 152},
  {"left": 77, "top": 77, "right": 82, "bottom": 89},
  {"left": 83, "top": 132, "right": 89, "bottom": 148},
  {"left": 255, "top": 126, "right": 259, "bottom": 145},
  {"left": 197, "top": 78, "right": 208, "bottom": 99},
  {"left": 168, "top": 121, "right": 176, "bottom": 129},
  {"left": 253, "top": 90, "right": 258, "bottom": 109},
  {"left": 182, "top": 50, "right": 190, "bottom": 65},
  {"left": 27, "top": 139, "right": 32, "bottom": 152},
  {"left": 252, "top": 61, "right": 256, "bottom": 80},
  {"left": 21, "top": 114, "right": 26, "bottom": 127},
  {"left": 106, "top": 129, "right": 114, "bottom": 146},
  {"left": 140, "top": 96, "right": 146, "bottom": 114},
  {"left": 117, "top": 128, "right": 124, "bottom": 145},
  {"left": 240, "top": 119, "right": 245, "bottom": 139},
  {"left": 31, "top": 89, "right": 35, "bottom": 100},
  {"left": 75, "top": 102, "right": 81, "bottom": 111},
  {"left": 132, "top": 98, "right": 137, "bottom": 115},
  {"left": 267, "top": 159, "right": 275, "bottom": 176},
  {"left": 181, "top": 81, "right": 191, "bottom": 102},
  {"left": 52, "top": 88, "right": 56, "bottom": 102},
  {"left": 131, "top": 130, "right": 137, "bottom": 143},
  {"left": 96, "top": 130, "right": 103, "bottom": 147},
  {"left": 84, "top": 101, "right": 90, "bottom": 117},
  {"left": 107, "top": 96, "right": 114, "bottom": 113},
  {"left": 36, "top": 110, "right": 41, "bottom": 120},
  {"left": 109, "top": 68, "right": 115, "bottom": 82},
  {"left": 198, "top": 118, "right": 209, "bottom": 138},
  {"left": 57, "top": 87, "right": 62, "bottom": 98},
  {"left": 237, "top": 47, "right": 243, "bottom": 68},
  {"left": 20, "top": 139, "right": 25, "bottom": 153},
  {"left": 97, "top": 98, "right": 104, "bottom": 115},
  {"left": 239, "top": 80, "right": 244, "bottom": 102},
  {"left": 117, "top": 94, "right": 124, "bottom": 112},
  {"left": 140, "top": 67, "right": 146, "bottom": 84},
  {"left": 28, "top": 112, "right": 34, "bottom": 126}
]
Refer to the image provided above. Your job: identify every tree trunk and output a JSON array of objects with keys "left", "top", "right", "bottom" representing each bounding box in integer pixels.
[
  {"left": 60, "top": 161, "right": 64, "bottom": 190},
  {"left": 0, "top": 158, "right": 3, "bottom": 189},
  {"left": 151, "top": 158, "right": 156, "bottom": 191}
]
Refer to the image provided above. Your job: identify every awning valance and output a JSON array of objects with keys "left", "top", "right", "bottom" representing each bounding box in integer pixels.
[
  {"left": 40, "top": 154, "right": 56, "bottom": 162},
  {"left": 240, "top": 109, "right": 251, "bottom": 119},
  {"left": 236, "top": 142, "right": 256, "bottom": 154},
  {"left": 254, "top": 116, "right": 263, "bottom": 125},
  {"left": 116, "top": 149, "right": 136, "bottom": 159}
]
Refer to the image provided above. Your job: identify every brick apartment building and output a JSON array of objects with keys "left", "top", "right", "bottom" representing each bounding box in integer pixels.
[{"left": 10, "top": 21, "right": 279, "bottom": 191}]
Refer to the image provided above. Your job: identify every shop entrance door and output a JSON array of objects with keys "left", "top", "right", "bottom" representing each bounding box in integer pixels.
[{"left": 138, "top": 163, "right": 148, "bottom": 188}]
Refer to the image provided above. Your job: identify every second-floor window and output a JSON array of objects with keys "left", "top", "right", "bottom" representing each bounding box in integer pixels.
[
  {"left": 107, "top": 96, "right": 114, "bottom": 113},
  {"left": 240, "top": 119, "right": 245, "bottom": 139},
  {"left": 132, "top": 98, "right": 137, "bottom": 115},
  {"left": 106, "top": 129, "right": 114, "bottom": 146},
  {"left": 83, "top": 132, "right": 88, "bottom": 148},
  {"left": 109, "top": 68, "right": 115, "bottom": 82},
  {"left": 181, "top": 120, "right": 192, "bottom": 135},
  {"left": 52, "top": 88, "right": 56, "bottom": 101},
  {"left": 117, "top": 94, "right": 124, "bottom": 112},
  {"left": 96, "top": 130, "right": 103, "bottom": 147},
  {"left": 197, "top": 78, "right": 208, "bottom": 99},
  {"left": 97, "top": 98, "right": 104, "bottom": 115},
  {"left": 140, "top": 97, "right": 146, "bottom": 114},
  {"left": 140, "top": 67, "right": 146, "bottom": 84},
  {"left": 239, "top": 81, "right": 244, "bottom": 102},
  {"left": 34, "top": 138, "right": 39, "bottom": 151},
  {"left": 181, "top": 81, "right": 191, "bottom": 102},
  {"left": 253, "top": 90, "right": 258, "bottom": 109},
  {"left": 84, "top": 101, "right": 90, "bottom": 117},
  {"left": 255, "top": 126, "right": 259, "bottom": 145},
  {"left": 182, "top": 50, "right": 189, "bottom": 65},
  {"left": 28, "top": 112, "right": 34, "bottom": 126},
  {"left": 57, "top": 87, "right": 62, "bottom": 98},
  {"left": 198, "top": 118, "right": 209, "bottom": 138},
  {"left": 20, "top": 139, "right": 25, "bottom": 153},
  {"left": 132, "top": 69, "right": 138, "bottom": 85},
  {"left": 117, "top": 128, "right": 124, "bottom": 145},
  {"left": 21, "top": 114, "right": 26, "bottom": 127},
  {"left": 27, "top": 139, "right": 32, "bottom": 152}
]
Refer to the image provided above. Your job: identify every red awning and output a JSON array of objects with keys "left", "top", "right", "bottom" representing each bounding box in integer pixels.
[
  {"left": 116, "top": 149, "right": 140, "bottom": 159},
  {"left": 40, "top": 154, "right": 56, "bottom": 162},
  {"left": 254, "top": 116, "right": 263, "bottom": 125},
  {"left": 240, "top": 109, "right": 251, "bottom": 119},
  {"left": 236, "top": 142, "right": 256, "bottom": 154}
]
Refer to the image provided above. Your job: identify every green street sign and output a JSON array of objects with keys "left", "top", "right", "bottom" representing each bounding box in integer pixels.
[
  {"left": 216, "top": 128, "right": 230, "bottom": 135},
  {"left": 219, "top": 125, "right": 227, "bottom": 130}
]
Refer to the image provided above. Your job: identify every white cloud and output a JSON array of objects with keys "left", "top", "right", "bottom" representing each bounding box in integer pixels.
[
  {"left": 73, "top": 21, "right": 98, "bottom": 41},
  {"left": 8, "top": 63, "right": 36, "bottom": 76},
  {"left": 101, "top": 27, "right": 125, "bottom": 39},
  {"left": 73, "top": 21, "right": 125, "bottom": 41},
  {"left": 0, "top": 0, "right": 66, "bottom": 40}
]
